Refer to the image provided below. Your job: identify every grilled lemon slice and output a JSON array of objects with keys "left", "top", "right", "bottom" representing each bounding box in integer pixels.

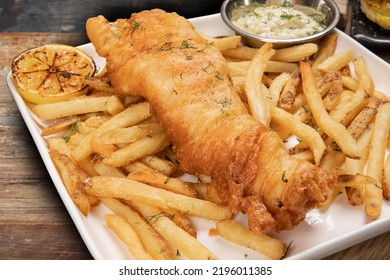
[{"left": 12, "top": 44, "right": 96, "bottom": 104}]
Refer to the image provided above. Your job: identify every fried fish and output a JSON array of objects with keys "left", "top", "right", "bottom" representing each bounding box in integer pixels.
[{"left": 86, "top": 9, "right": 337, "bottom": 233}]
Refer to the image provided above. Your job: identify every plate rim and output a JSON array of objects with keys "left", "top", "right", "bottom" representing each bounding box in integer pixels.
[{"left": 5, "top": 12, "right": 390, "bottom": 260}]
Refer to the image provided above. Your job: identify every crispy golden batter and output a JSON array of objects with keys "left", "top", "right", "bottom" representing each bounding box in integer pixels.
[{"left": 86, "top": 9, "right": 337, "bottom": 232}]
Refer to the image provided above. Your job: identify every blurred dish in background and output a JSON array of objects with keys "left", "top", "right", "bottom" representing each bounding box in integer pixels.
[
  {"left": 351, "top": 0, "right": 390, "bottom": 47},
  {"left": 361, "top": 0, "right": 390, "bottom": 30}
]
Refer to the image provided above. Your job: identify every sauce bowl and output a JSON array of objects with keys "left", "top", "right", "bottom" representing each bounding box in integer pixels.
[{"left": 220, "top": 0, "right": 340, "bottom": 48}]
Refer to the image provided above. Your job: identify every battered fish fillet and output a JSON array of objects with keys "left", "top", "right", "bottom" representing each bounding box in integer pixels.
[{"left": 86, "top": 9, "right": 337, "bottom": 233}]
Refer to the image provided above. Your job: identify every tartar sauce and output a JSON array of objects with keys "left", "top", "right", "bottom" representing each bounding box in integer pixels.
[{"left": 231, "top": 3, "right": 327, "bottom": 39}]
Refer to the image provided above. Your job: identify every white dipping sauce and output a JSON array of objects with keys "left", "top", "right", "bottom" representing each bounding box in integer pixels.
[{"left": 231, "top": 3, "right": 327, "bottom": 39}]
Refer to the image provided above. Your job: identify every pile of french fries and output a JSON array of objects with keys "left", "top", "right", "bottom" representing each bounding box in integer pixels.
[{"left": 31, "top": 31, "right": 390, "bottom": 260}]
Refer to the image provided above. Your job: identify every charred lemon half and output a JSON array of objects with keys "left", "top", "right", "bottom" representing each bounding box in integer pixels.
[{"left": 12, "top": 44, "right": 96, "bottom": 104}]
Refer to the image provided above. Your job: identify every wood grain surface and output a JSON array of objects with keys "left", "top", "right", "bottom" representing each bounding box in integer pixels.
[{"left": 0, "top": 0, "right": 389, "bottom": 260}]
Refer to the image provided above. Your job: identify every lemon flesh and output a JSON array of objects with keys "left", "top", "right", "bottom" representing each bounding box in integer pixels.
[{"left": 12, "top": 44, "right": 96, "bottom": 104}]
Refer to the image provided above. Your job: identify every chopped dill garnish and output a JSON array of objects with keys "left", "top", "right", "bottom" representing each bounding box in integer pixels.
[
  {"left": 63, "top": 120, "right": 80, "bottom": 142},
  {"left": 108, "top": 24, "right": 128, "bottom": 39},
  {"left": 201, "top": 61, "right": 213, "bottom": 72},
  {"left": 147, "top": 212, "right": 175, "bottom": 224},
  {"left": 62, "top": 135, "right": 71, "bottom": 142},
  {"left": 158, "top": 42, "right": 173, "bottom": 51},
  {"left": 130, "top": 21, "right": 142, "bottom": 34},
  {"left": 299, "top": 105, "right": 309, "bottom": 115},
  {"left": 180, "top": 40, "right": 196, "bottom": 49},
  {"left": 215, "top": 71, "right": 224, "bottom": 81},
  {"left": 280, "top": 12, "right": 294, "bottom": 20},
  {"left": 212, "top": 96, "right": 231, "bottom": 116}
]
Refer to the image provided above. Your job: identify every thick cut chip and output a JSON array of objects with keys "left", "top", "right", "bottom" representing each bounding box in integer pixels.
[{"left": 12, "top": 44, "right": 96, "bottom": 104}]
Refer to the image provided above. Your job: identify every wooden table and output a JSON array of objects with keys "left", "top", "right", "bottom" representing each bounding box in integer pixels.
[{"left": 0, "top": 0, "right": 389, "bottom": 260}]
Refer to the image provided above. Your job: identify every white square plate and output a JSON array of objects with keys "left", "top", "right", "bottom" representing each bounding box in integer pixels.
[{"left": 6, "top": 13, "right": 390, "bottom": 260}]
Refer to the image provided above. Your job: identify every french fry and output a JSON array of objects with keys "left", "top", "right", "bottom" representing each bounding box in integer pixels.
[
  {"left": 197, "top": 32, "right": 241, "bottom": 50},
  {"left": 340, "top": 166, "right": 374, "bottom": 207},
  {"left": 130, "top": 200, "right": 217, "bottom": 260},
  {"left": 268, "top": 72, "right": 291, "bottom": 107},
  {"left": 364, "top": 103, "right": 390, "bottom": 219},
  {"left": 33, "top": 95, "right": 124, "bottom": 120},
  {"left": 279, "top": 75, "right": 298, "bottom": 111},
  {"left": 85, "top": 176, "right": 232, "bottom": 220},
  {"left": 290, "top": 150, "right": 314, "bottom": 162},
  {"left": 84, "top": 114, "right": 112, "bottom": 128},
  {"left": 47, "top": 137, "right": 72, "bottom": 156},
  {"left": 71, "top": 102, "right": 151, "bottom": 162},
  {"left": 216, "top": 219, "right": 286, "bottom": 260},
  {"left": 271, "top": 106, "right": 326, "bottom": 165},
  {"left": 341, "top": 124, "right": 371, "bottom": 206},
  {"left": 50, "top": 149, "right": 91, "bottom": 216},
  {"left": 344, "top": 158, "right": 365, "bottom": 206},
  {"left": 320, "top": 150, "right": 346, "bottom": 172},
  {"left": 91, "top": 133, "right": 117, "bottom": 158},
  {"left": 316, "top": 71, "right": 340, "bottom": 97},
  {"left": 66, "top": 131, "right": 88, "bottom": 150},
  {"left": 83, "top": 76, "right": 117, "bottom": 93},
  {"left": 49, "top": 139, "right": 100, "bottom": 204},
  {"left": 330, "top": 88, "right": 368, "bottom": 125},
  {"left": 312, "top": 33, "right": 338, "bottom": 68},
  {"left": 221, "top": 45, "right": 258, "bottom": 61},
  {"left": 101, "top": 197, "right": 173, "bottom": 260},
  {"left": 228, "top": 61, "right": 253, "bottom": 77},
  {"left": 262, "top": 74, "right": 274, "bottom": 87},
  {"left": 353, "top": 56, "right": 375, "bottom": 96},
  {"left": 338, "top": 173, "right": 375, "bottom": 187},
  {"left": 78, "top": 156, "right": 100, "bottom": 177},
  {"left": 316, "top": 50, "right": 355, "bottom": 72},
  {"left": 163, "top": 207, "right": 197, "bottom": 238},
  {"left": 316, "top": 149, "right": 346, "bottom": 209},
  {"left": 341, "top": 76, "right": 390, "bottom": 102},
  {"left": 141, "top": 155, "right": 177, "bottom": 176},
  {"left": 228, "top": 61, "right": 296, "bottom": 77},
  {"left": 122, "top": 161, "right": 155, "bottom": 174},
  {"left": 341, "top": 75, "right": 359, "bottom": 91},
  {"left": 271, "top": 43, "right": 318, "bottom": 62},
  {"left": 93, "top": 159, "right": 126, "bottom": 178},
  {"left": 322, "top": 78, "right": 343, "bottom": 111},
  {"left": 231, "top": 76, "right": 245, "bottom": 91},
  {"left": 41, "top": 116, "right": 80, "bottom": 136},
  {"left": 99, "top": 123, "right": 163, "bottom": 145},
  {"left": 265, "top": 61, "right": 297, "bottom": 73},
  {"left": 103, "top": 132, "right": 170, "bottom": 167},
  {"left": 122, "top": 95, "right": 144, "bottom": 106},
  {"left": 346, "top": 97, "right": 382, "bottom": 139},
  {"left": 105, "top": 214, "right": 154, "bottom": 260},
  {"left": 205, "top": 180, "right": 227, "bottom": 205},
  {"left": 300, "top": 60, "right": 361, "bottom": 158},
  {"left": 245, "top": 42, "right": 275, "bottom": 126},
  {"left": 127, "top": 170, "right": 197, "bottom": 197}
]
